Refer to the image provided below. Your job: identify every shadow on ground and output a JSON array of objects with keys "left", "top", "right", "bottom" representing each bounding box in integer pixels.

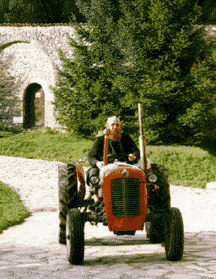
[{"left": 81, "top": 231, "right": 216, "bottom": 266}]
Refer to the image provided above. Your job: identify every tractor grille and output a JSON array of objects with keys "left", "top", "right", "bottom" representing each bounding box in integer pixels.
[{"left": 111, "top": 178, "right": 141, "bottom": 218}]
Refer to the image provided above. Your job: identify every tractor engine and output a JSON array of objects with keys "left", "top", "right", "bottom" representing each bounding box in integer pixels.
[{"left": 90, "top": 162, "right": 148, "bottom": 233}]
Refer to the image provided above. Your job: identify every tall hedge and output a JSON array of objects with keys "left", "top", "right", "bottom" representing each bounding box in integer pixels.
[{"left": 52, "top": 0, "right": 216, "bottom": 145}]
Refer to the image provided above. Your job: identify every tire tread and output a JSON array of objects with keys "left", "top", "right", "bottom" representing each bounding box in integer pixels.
[
  {"left": 165, "top": 207, "right": 184, "bottom": 261},
  {"left": 67, "top": 208, "right": 84, "bottom": 265}
]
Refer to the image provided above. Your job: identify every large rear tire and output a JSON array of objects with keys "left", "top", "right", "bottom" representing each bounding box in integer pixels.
[
  {"left": 164, "top": 207, "right": 184, "bottom": 261},
  {"left": 66, "top": 208, "right": 85, "bottom": 265},
  {"left": 59, "top": 164, "right": 79, "bottom": 245},
  {"left": 150, "top": 164, "right": 170, "bottom": 210},
  {"left": 145, "top": 208, "right": 164, "bottom": 243},
  {"left": 146, "top": 164, "right": 170, "bottom": 243}
]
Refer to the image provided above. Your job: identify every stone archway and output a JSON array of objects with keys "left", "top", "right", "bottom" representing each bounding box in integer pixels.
[
  {"left": 0, "top": 41, "right": 57, "bottom": 129},
  {"left": 23, "top": 83, "right": 45, "bottom": 129}
]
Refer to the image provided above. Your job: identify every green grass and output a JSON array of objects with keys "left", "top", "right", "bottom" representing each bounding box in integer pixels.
[
  {"left": 0, "top": 129, "right": 93, "bottom": 165},
  {"left": 0, "top": 181, "right": 30, "bottom": 233},
  {"left": 0, "top": 128, "right": 216, "bottom": 189},
  {"left": 146, "top": 145, "right": 216, "bottom": 189}
]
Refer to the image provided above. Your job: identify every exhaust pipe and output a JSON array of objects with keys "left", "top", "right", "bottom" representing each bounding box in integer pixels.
[{"left": 138, "top": 103, "right": 147, "bottom": 173}]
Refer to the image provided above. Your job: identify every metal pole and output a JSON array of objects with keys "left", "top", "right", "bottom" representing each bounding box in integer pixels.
[{"left": 138, "top": 103, "right": 147, "bottom": 173}]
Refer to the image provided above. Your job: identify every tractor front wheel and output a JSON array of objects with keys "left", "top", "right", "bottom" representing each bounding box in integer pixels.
[
  {"left": 66, "top": 208, "right": 85, "bottom": 265},
  {"left": 164, "top": 207, "right": 184, "bottom": 261}
]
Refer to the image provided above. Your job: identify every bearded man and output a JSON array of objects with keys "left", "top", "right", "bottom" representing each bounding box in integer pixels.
[{"left": 87, "top": 116, "right": 140, "bottom": 187}]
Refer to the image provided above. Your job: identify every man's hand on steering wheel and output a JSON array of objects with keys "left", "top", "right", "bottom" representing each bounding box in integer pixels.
[
  {"left": 96, "top": 153, "right": 137, "bottom": 167},
  {"left": 128, "top": 153, "right": 136, "bottom": 162},
  {"left": 96, "top": 161, "right": 105, "bottom": 169},
  {"left": 107, "top": 153, "right": 136, "bottom": 164}
]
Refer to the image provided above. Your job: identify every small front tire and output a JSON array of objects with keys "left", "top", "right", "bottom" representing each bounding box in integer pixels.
[
  {"left": 66, "top": 208, "right": 85, "bottom": 265},
  {"left": 164, "top": 207, "right": 184, "bottom": 261}
]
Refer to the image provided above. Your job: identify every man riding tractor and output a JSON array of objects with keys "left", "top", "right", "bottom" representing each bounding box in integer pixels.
[
  {"left": 59, "top": 116, "right": 139, "bottom": 245},
  {"left": 86, "top": 115, "right": 171, "bottom": 242},
  {"left": 87, "top": 116, "right": 140, "bottom": 189},
  {"left": 59, "top": 107, "right": 183, "bottom": 264},
  {"left": 59, "top": 114, "right": 171, "bottom": 247}
]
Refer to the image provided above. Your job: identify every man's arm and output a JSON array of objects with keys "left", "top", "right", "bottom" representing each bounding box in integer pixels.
[
  {"left": 88, "top": 136, "right": 104, "bottom": 166},
  {"left": 123, "top": 134, "right": 140, "bottom": 163}
]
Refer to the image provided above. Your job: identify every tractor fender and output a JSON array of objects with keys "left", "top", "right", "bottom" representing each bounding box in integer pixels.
[
  {"left": 146, "top": 159, "right": 152, "bottom": 174},
  {"left": 147, "top": 159, "right": 151, "bottom": 169},
  {"left": 72, "top": 159, "right": 86, "bottom": 201}
]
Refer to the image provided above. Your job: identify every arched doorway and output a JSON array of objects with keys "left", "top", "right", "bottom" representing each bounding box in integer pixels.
[{"left": 23, "top": 83, "right": 45, "bottom": 129}]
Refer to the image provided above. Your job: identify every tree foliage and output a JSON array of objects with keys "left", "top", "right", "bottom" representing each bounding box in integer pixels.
[
  {"left": 0, "top": 0, "right": 85, "bottom": 24},
  {"left": 53, "top": 0, "right": 216, "bottom": 144},
  {"left": 0, "top": 0, "right": 215, "bottom": 25},
  {"left": 53, "top": 23, "right": 129, "bottom": 135},
  {"left": 197, "top": 0, "right": 216, "bottom": 24}
]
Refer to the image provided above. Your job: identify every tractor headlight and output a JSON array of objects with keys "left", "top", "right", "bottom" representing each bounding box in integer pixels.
[
  {"left": 148, "top": 173, "right": 157, "bottom": 183},
  {"left": 90, "top": 176, "right": 99, "bottom": 185}
]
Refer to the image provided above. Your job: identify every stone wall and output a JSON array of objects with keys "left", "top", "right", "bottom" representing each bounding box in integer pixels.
[{"left": 0, "top": 26, "right": 77, "bottom": 129}]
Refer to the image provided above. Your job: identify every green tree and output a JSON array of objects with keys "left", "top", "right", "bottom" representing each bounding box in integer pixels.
[
  {"left": 178, "top": 35, "right": 216, "bottom": 145},
  {"left": 53, "top": 0, "right": 216, "bottom": 144},
  {"left": 52, "top": 21, "right": 129, "bottom": 135},
  {"left": 106, "top": 0, "right": 215, "bottom": 144},
  {"left": 0, "top": 0, "right": 85, "bottom": 24},
  {"left": 53, "top": 0, "right": 144, "bottom": 135},
  {"left": 198, "top": 0, "right": 216, "bottom": 24}
]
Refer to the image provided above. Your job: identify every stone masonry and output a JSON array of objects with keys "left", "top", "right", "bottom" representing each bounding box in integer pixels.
[{"left": 0, "top": 25, "right": 77, "bottom": 129}]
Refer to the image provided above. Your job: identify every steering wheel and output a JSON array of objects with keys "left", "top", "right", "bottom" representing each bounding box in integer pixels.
[{"left": 107, "top": 153, "right": 129, "bottom": 164}]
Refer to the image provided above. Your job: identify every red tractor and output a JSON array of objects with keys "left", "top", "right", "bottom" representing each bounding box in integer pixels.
[{"left": 58, "top": 104, "right": 184, "bottom": 265}]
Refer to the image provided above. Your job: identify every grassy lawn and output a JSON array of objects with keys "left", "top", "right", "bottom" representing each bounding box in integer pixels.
[
  {"left": 0, "top": 181, "right": 30, "bottom": 233},
  {"left": 0, "top": 128, "right": 93, "bottom": 164},
  {"left": 146, "top": 145, "right": 216, "bottom": 189},
  {"left": 1, "top": 128, "right": 216, "bottom": 189}
]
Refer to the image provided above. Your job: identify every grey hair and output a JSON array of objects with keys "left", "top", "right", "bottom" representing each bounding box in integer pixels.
[{"left": 105, "top": 116, "right": 120, "bottom": 128}]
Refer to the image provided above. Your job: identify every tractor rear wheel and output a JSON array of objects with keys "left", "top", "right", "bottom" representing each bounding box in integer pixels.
[
  {"left": 59, "top": 163, "right": 79, "bottom": 245},
  {"left": 150, "top": 164, "right": 170, "bottom": 210},
  {"left": 145, "top": 208, "right": 164, "bottom": 243},
  {"left": 66, "top": 208, "right": 85, "bottom": 265},
  {"left": 164, "top": 207, "right": 184, "bottom": 261}
]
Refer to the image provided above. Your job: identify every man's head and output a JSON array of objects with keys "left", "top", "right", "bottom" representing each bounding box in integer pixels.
[{"left": 105, "top": 116, "right": 122, "bottom": 141}]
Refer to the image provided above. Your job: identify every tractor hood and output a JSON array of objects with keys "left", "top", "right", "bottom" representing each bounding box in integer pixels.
[{"left": 99, "top": 162, "right": 141, "bottom": 184}]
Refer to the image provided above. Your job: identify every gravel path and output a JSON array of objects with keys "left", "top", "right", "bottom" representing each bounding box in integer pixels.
[
  {"left": 0, "top": 155, "right": 216, "bottom": 232},
  {"left": 1, "top": 156, "right": 216, "bottom": 278},
  {"left": 0, "top": 156, "right": 61, "bottom": 213}
]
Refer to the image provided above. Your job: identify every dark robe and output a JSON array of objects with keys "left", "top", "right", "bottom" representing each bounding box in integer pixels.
[{"left": 88, "top": 133, "right": 140, "bottom": 166}]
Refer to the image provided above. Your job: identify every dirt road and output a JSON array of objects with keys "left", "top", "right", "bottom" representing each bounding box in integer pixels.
[
  {"left": 0, "top": 156, "right": 216, "bottom": 278},
  {"left": 0, "top": 212, "right": 216, "bottom": 278}
]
